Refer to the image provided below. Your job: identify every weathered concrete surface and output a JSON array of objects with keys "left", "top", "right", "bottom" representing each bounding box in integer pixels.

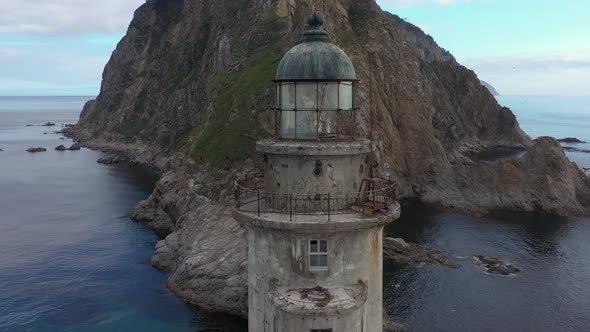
[{"left": 243, "top": 224, "right": 388, "bottom": 332}]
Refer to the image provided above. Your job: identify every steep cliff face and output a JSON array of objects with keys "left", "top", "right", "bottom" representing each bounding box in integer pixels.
[
  {"left": 73, "top": 0, "right": 590, "bottom": 317},
  {"left": 76, "top": 0, "right": 588, "bottom": 214}
]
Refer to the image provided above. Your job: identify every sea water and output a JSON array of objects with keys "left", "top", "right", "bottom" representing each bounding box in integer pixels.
[
  {"left": 1, "top": 96, "right": 589, "bottom": 332},
  {"left": 0, "top": 97, "right": 246, "bottom": 332},
  {"left": 383, "top": 96, "right": 590, "bottom": 331}
]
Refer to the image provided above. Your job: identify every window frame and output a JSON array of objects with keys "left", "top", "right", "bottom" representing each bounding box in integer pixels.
[{"left": 309, "top": 239, "right": 329, "bottom": 272}]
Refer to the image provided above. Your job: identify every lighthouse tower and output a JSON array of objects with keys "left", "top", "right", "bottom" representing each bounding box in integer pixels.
[{"left": 233, "top": 8, "right": 400, "bottom": 332}]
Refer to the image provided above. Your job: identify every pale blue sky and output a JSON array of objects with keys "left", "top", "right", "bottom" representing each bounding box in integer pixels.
[{"left": 0, "top": 0, "right": 588, "bottom": 96}]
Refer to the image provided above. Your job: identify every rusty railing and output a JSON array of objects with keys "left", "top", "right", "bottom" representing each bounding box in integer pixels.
[{"left": 234, "top": 174, "right": 397, "bottom": 220}]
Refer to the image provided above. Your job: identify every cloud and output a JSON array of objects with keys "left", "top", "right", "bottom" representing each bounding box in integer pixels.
[
  {"left": 464, "top": 52, "right": 590, "bottom": 96},
  {"left": 0, "top": 0, "right": 144, "bottom": 36}
]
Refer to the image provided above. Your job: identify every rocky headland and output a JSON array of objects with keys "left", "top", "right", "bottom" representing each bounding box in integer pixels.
[
  {"left": 65, "top": 0, "right": 590, "bottom": 320},
  {"left": 558, "top": 137, "right": 587, "bottom": 144}
]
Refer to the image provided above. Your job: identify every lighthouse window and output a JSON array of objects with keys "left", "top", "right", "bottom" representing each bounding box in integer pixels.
[{"left": 309, "top": 239, "right": 329, "bottom": 272}]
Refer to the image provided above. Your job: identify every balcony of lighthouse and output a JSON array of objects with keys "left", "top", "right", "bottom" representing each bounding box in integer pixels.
[{"left": 233, "top": 170, "right": 400, "bottom": 230}]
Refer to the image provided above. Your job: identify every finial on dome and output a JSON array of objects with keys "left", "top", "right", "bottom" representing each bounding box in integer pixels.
[
  {"left": 304, "top": 7, "right": 329, "bottom": 42},
  {"left": 307, "top": 7, "right": 324, "bottom": 29}
]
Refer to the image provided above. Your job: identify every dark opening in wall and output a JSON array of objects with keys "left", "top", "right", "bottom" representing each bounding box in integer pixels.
[{"left": 313, "top": 160, "right": 322, "bottom": 177}]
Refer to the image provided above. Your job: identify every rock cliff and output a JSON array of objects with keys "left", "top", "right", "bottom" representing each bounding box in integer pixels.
[
  {"left": 71, "top": 0, "right": 590, "bottom": 318},
  {"left": 480, "top": 80, "right": 500, "bottom": 96}
]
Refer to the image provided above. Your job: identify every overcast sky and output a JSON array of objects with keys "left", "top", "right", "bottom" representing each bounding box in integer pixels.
[{"left": 0, "top": 0, "right": 588, "bottom": 96}]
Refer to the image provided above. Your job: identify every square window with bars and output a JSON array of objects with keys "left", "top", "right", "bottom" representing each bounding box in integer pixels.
[{"left": 309, "top": 239, "right": 329, "bottom": 272}]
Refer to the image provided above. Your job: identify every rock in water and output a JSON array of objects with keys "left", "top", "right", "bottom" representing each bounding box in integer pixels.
[
  {"left": 26, "top": 147, "right": 47, "bottom": 153},
  {"left": 474, "top": 255, "right": 520, "bottom": 275},
  {"left": 0, "top": 148, "right": 3, "bottom": 152},
  {"left": 383, "top": 238, "right": 459, "bottom": 268},
  {"left": 42, "top": 122, "right": 56, "bottom": 127},
  {"left": 558, "top": 137, "right": 587, "bottom": 144},
  {"left": 564, "top": 146, "right": 590, "bottom": 154},
  {"left": 68, "top": 143, "right": 81, "bottom": 151},
  {"left": 97, "top": 156, "right": 125, "bottom": 165},
  {"left": 55, "top": 145, "right": 67, "bottom": 151}
]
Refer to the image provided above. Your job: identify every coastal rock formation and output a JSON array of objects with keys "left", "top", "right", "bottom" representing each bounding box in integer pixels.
[
  {"left": 67, "top": 0, "right": 590, "bottom": 319},
  {"left": 70, "top": 0, "right": 590, "bottom": 216},
  {"left": 480, "top": 80, "right": 500, "bottom": 96},
  {"left": 425, "top": 137, "right": 590, "bottom": 215},
  {"left": 564, "top": 146, "right": 590, "bottom": 154},
  {"left": 55, "top": 145, "right": 67, "bottom": 151},
  {"left": 474, "top": 255, "right": 520, "bottom": 275},
  {"left": 26, "top": 147, "right": 47, "bottom": 153},
  {"left": 558, "top": 137, "right": 587, "bottom": 144},
  {"left": 68, "top": 143, "right": 81, "bottom": 151},
  {"left": 97, "top": 156, "right": 126, "bottom": 165},
  {"left": 384, "top": 238, "right": 458, "bottom": 268},
  {"left": 135, "top": 167, "right": 249, "bottom": 316},
  {"left": 42, "top": 122, "right": 56, "bottom": 127},
  {"left": 131, "top": 199, "right": 174, "bottom": 235}
]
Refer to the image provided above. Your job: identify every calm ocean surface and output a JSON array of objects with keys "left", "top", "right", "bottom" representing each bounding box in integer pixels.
[
  {"left": 0, "top": 96, "right": 589, "bottom": 331},
  {"left": 0, "top": 97, "right": 246, "bottom": 331}
]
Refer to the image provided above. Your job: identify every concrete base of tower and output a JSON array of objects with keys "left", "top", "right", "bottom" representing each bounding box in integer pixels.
[{"left": 236, "top": 202, "right": 400, "bottom": 332}]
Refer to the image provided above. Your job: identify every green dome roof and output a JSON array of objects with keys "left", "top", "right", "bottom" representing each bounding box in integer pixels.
[{"left": 275, "top": 10, "right": 357, "bottom": 81}]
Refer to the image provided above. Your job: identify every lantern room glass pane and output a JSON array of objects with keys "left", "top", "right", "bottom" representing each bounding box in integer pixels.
[
  {"left": 339, "top": 82, "right": 353, "bottom": 110},
  {"left": 318, "top": 83, "right": 338, "bottom": 110},
  {"left": 280, "top": 83, "right": 295, "bottom": 110},
  {"left": 296, "top": 83, "right": 317, "bottom": 110},
  {"left": 297, "top": 111, "right": 318, "bottom": 139},
  {"left": 275, "top": 84, "right": 280, "bottom": 109},
  {"left": 280, "top": 110, "right": 296, "bottom": 139}
]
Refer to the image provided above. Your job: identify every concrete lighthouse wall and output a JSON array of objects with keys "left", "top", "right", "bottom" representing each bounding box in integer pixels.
[
  {"left": 257, "top": 138, "right": 372, "bottom": 197},
  {"left": 243, "top": 222, "right": 387, "bottom": 332}
]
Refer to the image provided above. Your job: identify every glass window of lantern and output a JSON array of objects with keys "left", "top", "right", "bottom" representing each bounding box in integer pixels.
[
  {"left": 296, "top": 83, "right": 317, "bottom": 110},
  {"left": 318, "top": 83, "right": 338, "bottom": 110},
  {"left": 275, "top": 85, "right": 280, "bottom": 109},
  {"left": 280, "top": 110, "right": 296, "bottom": 139},
  {"left": 280, "top": 83, "right": 295, "bottom": 110},
  {"left": 339, "top": 82, "right": 353, "bottom": 110},
  {"left": 297, "top": 111, "right": 318, "bottom": 139}
]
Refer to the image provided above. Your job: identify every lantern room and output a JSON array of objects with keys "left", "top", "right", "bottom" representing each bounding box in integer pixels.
[{"left": 273, "top": 8, "right": 359, "bottom": 140}]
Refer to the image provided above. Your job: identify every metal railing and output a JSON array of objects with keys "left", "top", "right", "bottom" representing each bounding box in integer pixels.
[{"left": 234, "top": 174, "right": 397, "bottom": 220}]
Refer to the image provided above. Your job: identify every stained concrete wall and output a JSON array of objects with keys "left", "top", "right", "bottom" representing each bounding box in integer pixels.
[
  {"left": 272, "top": 305, "right": 363, "bottom": 332},
  {"left": 246, "top": 225, "right": 385, "bottom": 332},
  {"left": 264, "top": 153, "right": 367, "bottom": 196}
]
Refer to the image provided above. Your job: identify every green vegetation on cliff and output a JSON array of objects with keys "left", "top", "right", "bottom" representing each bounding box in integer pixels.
[{"left": 188, "top": 53, "right": 279, "bottom": 167}]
